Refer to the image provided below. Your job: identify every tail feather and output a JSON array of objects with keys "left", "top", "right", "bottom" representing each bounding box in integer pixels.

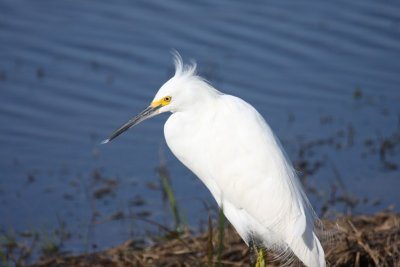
[{"left": 288, "top": 232, "right": 325, "bottom": 267}]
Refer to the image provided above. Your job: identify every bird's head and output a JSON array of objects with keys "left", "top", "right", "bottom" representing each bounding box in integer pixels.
[{"left": 102, "top": 52, "right": 215, "bottom": 144}]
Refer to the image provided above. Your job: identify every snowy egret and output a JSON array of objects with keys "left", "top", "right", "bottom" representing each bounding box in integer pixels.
[{"left": 102, "top": 53, "right": 326, "bottom": 267}]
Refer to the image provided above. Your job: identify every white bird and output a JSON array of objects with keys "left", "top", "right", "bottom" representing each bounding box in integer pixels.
[{"left": 102, "top": 53, "right": 326, "bottom": 267}]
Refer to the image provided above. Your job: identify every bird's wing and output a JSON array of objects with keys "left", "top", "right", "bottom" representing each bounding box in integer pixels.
[{"left": 204, "top": 95, "right": 316, "bottom": 241}]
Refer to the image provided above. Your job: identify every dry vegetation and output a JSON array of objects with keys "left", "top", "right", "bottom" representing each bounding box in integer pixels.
[{"left": 31, "top": 212, "right": 399, "bottom": 267}]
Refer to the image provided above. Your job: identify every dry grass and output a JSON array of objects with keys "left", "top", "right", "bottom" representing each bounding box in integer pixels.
[{"left": 32, "top": 212, "right": 399, "bottom": 267}]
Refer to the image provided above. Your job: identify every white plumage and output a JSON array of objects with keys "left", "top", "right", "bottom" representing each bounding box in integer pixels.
[{"left": 103, "top": 54, "right": 326, "bottom": 267}]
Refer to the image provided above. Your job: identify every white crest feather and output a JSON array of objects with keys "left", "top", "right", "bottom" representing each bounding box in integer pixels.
[{"left": 171, "top": 50, "right": 197, "bottom": 79}]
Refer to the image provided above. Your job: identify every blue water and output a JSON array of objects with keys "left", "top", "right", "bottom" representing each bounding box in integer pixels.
[{"left": 0, "top": 0, "right": 399, "bottom": 255}]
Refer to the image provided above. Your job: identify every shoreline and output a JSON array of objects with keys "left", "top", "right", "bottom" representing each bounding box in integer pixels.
[{"left": 30, "top": 212, "right": 399, "bottom": 267}]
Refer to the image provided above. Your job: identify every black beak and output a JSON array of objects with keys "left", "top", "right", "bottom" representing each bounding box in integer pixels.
[{"left": 101, "top": 105, "right": 162, "bottom": 144}]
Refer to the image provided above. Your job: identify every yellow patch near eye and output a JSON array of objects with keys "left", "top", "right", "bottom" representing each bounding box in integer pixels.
[{"left": 151, "top": 96, "right": 172, "bottom": 107}]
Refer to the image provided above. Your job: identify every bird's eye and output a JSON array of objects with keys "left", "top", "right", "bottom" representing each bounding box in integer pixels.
[{"left": 164, "top": 96, "right": 171, "bottom": 102}]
